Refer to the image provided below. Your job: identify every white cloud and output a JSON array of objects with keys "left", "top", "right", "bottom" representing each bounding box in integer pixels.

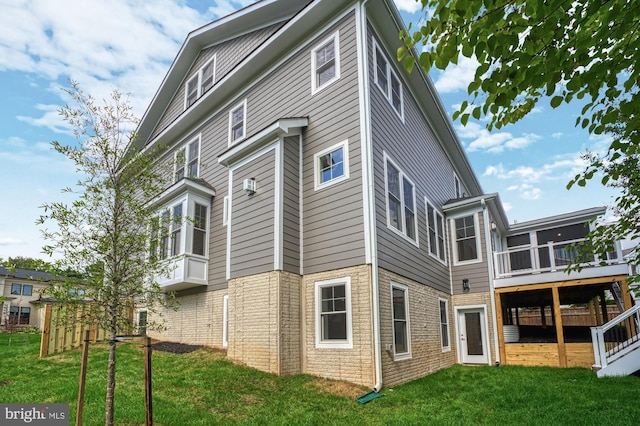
[
  {"left": 393, "top": 0, "right": 422, "bottom": 13},
  {"left": 433, "top": 55, "right": 479, "bottom": 93},
  {"left": 208, "top": 0, "right": 256, "bottom": 18},
  {"left": 458, "top": 122, "right": 540, "bottom": 153}
]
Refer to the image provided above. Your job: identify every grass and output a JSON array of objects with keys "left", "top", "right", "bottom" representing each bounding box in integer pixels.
[{"left": 1, "top": 332, "right": 639, "bottom": 425}]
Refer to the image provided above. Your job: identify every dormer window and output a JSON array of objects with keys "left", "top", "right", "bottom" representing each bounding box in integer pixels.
[
  {"left": 184, "top": 56, "right": 216, "bottom": 109},
  {"left": 175, "top": 135, "right": 200, "bottom": 182}
]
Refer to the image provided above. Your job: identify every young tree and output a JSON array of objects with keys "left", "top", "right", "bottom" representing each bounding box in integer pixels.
[
  {"left": 399, "top": 0, "right": 639, "bottom": 286},
  {"left": 38, "top": 81, "right": 174, "bottom": 426}
]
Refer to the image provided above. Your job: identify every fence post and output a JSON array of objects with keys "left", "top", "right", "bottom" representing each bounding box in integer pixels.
[
  {"left": 144, "top": 336, "right": 153, "bottom": 426},
  {"left": 40, "top": 304, "right": 52, "bottom": 358},
  {"left": 76, "top": 330, "right": 91, "bottom": 426}
]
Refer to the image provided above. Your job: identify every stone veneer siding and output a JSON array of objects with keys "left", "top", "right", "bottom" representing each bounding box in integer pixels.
[
  {"left": 451, "top": 291, "right": 498, "bottom": 365},
  {"left": 227, "top": 270, "right": 301, "bottom": 376},
  {"left": 302, "top": 265, "right": 375, "bottom": 387},
  {"left": 378, "top": 268, "right": 457, "bottom": 387},
  {"left": 147, "top": 288, "right": 226, "bottom": 347}
]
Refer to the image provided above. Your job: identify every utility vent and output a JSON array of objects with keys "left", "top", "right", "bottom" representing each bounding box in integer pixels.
[{"left": 242, "top": 178, "right": 256, "bottom": 195}]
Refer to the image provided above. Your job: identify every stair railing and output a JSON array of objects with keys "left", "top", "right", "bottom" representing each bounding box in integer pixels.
[{"left": 592, "top": 303, "right": 640, "bottom": 369}]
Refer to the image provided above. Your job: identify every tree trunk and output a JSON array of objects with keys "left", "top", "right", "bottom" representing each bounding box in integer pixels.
[{"left": 105, "top": 306, "right": 118, "bottom": 426}]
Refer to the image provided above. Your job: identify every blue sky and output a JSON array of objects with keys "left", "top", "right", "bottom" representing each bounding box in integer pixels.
[{"left": 0, "top": 0, "right": 617, "bottom": 260}]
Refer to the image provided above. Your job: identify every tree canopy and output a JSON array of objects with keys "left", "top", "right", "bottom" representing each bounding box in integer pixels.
[{"left": 400, "top": 0, "right": 640, "bottom": 285}]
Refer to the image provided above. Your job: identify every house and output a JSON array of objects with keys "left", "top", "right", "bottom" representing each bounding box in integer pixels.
[
  {"left": 1, "top": 266, "right": 55, "bottom": 329},
  {"left": 135, "top": 0, "right": 639, "bottom": 388}
]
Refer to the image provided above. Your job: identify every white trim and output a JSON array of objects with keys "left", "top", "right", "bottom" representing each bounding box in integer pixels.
[
  {"left": 390, "top": 281, "right": 411, "bottom": 360},
  {"left": 383, "top": 152, "right": 418, "bottom": 247},
  {"left": 298, "top": 134, "right": 304, "bottom": 276},
  {"left": 228, "top": 99, "right": 248, "bottom": 146},
  {"left": 451, "top": 212, "right": 483, "bottom": 265},
  {"left": 310, "top": 30, "right": 341, "bottom": 95},
  {"left": 313, "top": 139, "right": 350, "bottom": 191},
  {"left": 222, "top": 294, "right": 229, "bottom": 348},
  {"left": 438, "top": 297, "right": 451, "bottom": 352},
  {"left": 275, "top": 141, "right": 283, "bottom": 271},
  {"left": 222, "top": 196, "right": 229, "bottom": 226},
  {"left": 226, "top": 170, "right": 233, "bottom": 280},
  {"left": 184, "top": 55, "right": 217, "bottom": 110},
  {"left": 314, "top": 277, "right": 353, "bottom": 349},
  {"left": 372, "top": 38, "right": 404, "bottom": 122},
  {"left": 454, "top": 172, "right": 462, "bottom": 198}
]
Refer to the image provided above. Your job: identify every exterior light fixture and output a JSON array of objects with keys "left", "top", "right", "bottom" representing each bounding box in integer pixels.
[{"left": 462, "top": 278, "right": 470, "bottom": 292}]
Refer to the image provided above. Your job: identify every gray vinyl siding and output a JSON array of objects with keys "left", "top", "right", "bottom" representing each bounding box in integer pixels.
[
  {"left": 151, "top": 23, "right": 285, "bottom": 141},
  {"left": 230, "top": 149, "right": 276, "bottom": 278},
  {"left": 451, "top": 211, "right": 490, "bottom": 294},
  {"left": 283, "top": 136, "right": 301, "bottom": 274},
  {"left": 368, "top": 28, "right": 457, "bottom": 294}
]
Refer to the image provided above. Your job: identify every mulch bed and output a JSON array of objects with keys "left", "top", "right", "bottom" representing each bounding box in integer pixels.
[{"left": 151, "top": 341, "right": 202, "bottom": 354}]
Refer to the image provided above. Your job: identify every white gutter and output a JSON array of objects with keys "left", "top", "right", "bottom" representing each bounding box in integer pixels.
[
  {"left": 357, "top": 0, "right": 382, "bottom": 392},
  {"left": 481, "top": 198, "right": 500, "bottom": 364}
]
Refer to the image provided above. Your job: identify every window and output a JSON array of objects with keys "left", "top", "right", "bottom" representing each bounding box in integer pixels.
[
  {"left": 11, "top": 283, "right": 21, "bottom": 295},
  {"left": 439, "top": 298, "right": 450, "bottom": 351},
  {"left": 10, "top": 284, "right": 32, "bottom": 296},
  {"left": 454, "top": 214, "right": 481, "bottom": 263},
  {"left": 185, "top": 57, "right": 216, "bottom": 109},
  {"left": 171, "top": 204, "right": 183, "bottom": 256},
  {"left": 174, "top": 136, "right": 200, "bottom": 181},
  {"left": 385, "top": 155, "right": 417, "bottom": 243},
  {"left": 454, "top": 174, "right": 462, "bottom": 198},
  {"left": 160, "top": 210, "right": 170, "bottom": 259},
  {"left": 137, "top": 310, "right": 148, "bottom": 335},
  {"left": 373, "top": 41, "right": 403, "bottom": 119},
  {"left": 229, "top": 100, "right": 247, "bottom": 145},
  {"left": 314, "top": 140, "right": 349, "bottom": 190},
  {"left": 426, "top": 200, "right": 446, "bottom": 263},
  {"left": 315, "top": 277, "right": 352, "bottom": 348},
  {"left": 22, "top": 284, "right": 32, "bottom": 296},
  {"left": 391, "top": 283, "right": 410, "bottom": 359},
  {"left": 311, "top": 31, "right": 340, "bottom": 93},
  {"left": 9, "top": 306, "right": 30, "bottom": 325},
  {"left": 192, "top": 203, "right": 207, "bottom": 256}
]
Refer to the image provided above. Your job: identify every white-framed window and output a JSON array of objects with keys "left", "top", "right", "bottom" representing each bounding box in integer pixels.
[
  {"left": 313, "top": 140, "right": 349, "bottom": 190},
  {"left": 311, "top": 31, "right": 341, "bottom": 94},
  {"left": 136, "top": 309, "right": 148, "bottom": 335},
  {"left": 315, "top": 277, "right": 352, "bottom": 349},
  {"left": 426, "top": 199, "right": 446, "bottom": 263},
  {"left": 384, "top": 153, "right": 417, "bottom": 244},
  {"left": 185, "top": 56, "right": 216, "bottom": 109},
  {"left": 373, "top": 40, "right": 403, "bottom": 120},
  {"left": 228, "top": 100, "right": 247, "bottom": 145},
  {"left": 452, "top": 213, "right": 482, "bottom": 264},
  {"left": 174, "top": 135, "right": 201, "bottom": 181},
  {"left": 390, "top": 282, "right": 411, "bottom": 360},
  {"left": 222, "top": 295, "right": 229, "bottom": 348},
  {"left": 10, "top": 283, "right": 33, "bottom": 296},
  {"left": 150, "top": 194, "right": 210, "bottom": 260},
  {"left": 439, "top": 298, "right": 450, "bottom": 351}
]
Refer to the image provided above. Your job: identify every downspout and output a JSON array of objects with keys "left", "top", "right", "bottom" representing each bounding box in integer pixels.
[
  {"left": 357, "top": 0, "right": 382, "bottom": 392},
  {"left": 481, "top": 198, "right": 500, "bottom": 364}
]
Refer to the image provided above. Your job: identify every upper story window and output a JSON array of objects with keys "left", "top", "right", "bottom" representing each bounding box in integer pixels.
[
  {"left": 314, "top": 140, "right": 349, "bottom": 190},
  {"left": 229, "top": 100, "right": 247, "bottom": 145},
  {"left": 192, "top": 203, "right": 207, "bottom": 256},
  {"left": 185, "top": 56, "right": 216, "bottom": 109},
  {"left": 315, "top": 277, "right": 352, "bottom": 349},
  {"left": 311, "top": 31, "right": 341, "bottom": 94},
  {"left": 426, "top": 200, "right": 446, "bottom": 263},
  {"left": 391, "top": 282, "right": 411, "bottom": 360},
  {"left": 385, "top": 154, "right": 417, "bottom": 243},
  {"left": 11, "top": 283, "right": 33, "bottom": 296},
  {"left": 454, "top": 173, "right": 462, "bottom": 198},
  {"left": 453, "top": 213, "right": 481, "bottom": 264},
  {"left": 373, "top": 40, "right": 403, "bottom": 120},
  {"left": 175, "top": 136, "right": 200, "bottom": 181}
]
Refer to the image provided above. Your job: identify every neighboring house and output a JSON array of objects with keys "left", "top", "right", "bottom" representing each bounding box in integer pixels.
[
  {"left": 0, "top": 266, "right": 55, "bottom": 329},
  {"left": 134, "top": 0, "right": 638, "bottom": 389}
]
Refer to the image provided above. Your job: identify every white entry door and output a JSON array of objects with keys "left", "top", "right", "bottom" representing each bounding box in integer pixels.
[{"left": 458, "top": 308, "right": 488, "bottom": 364}]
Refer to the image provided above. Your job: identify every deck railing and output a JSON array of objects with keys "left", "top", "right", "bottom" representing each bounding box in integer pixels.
[
  {"left": 493, "top": 238, "right": 621, "bottom": 279},
  {"left": 591, "top": 304, "right": 640, "bottom": 370}
]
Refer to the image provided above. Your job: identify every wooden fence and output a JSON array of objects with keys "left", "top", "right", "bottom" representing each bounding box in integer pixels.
[{"left": 39, "top": 303, "right": 132, "bottom": 357}]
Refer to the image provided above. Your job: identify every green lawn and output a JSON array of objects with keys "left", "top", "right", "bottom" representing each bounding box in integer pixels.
[{"left": 1, "top": 332, "right": 639, "bottom": 425}]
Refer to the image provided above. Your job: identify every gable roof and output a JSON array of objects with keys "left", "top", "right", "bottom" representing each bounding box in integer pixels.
[{"left": 0, "top": 266, "right": 55, "bottom": 282}]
